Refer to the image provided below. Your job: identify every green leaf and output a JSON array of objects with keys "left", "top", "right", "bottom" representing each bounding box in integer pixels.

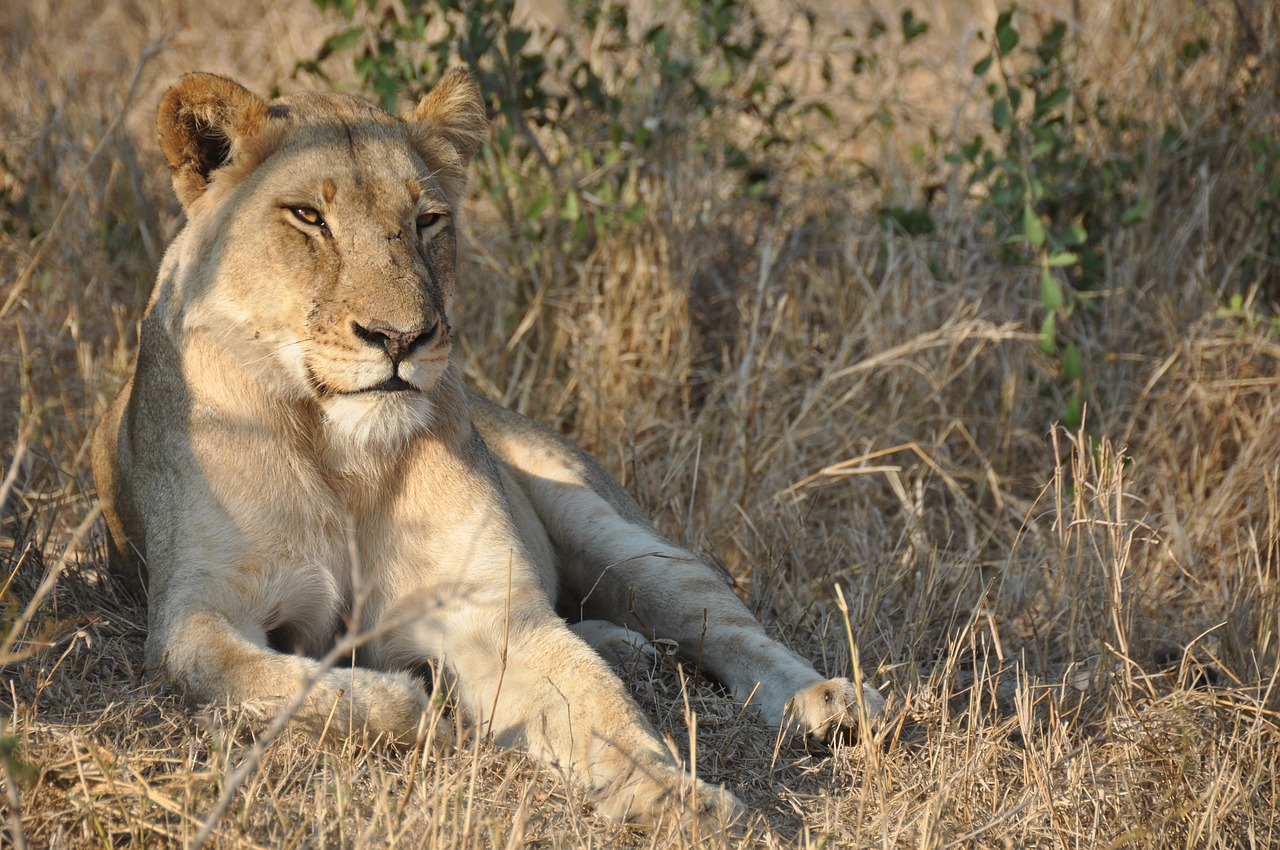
[
  {"left": 801, "top": 101, "right": 838, "bottom": 126},
  {"left": 1062, "top": 341, "right": 1082, "bottom": 381},
  {"left": 316, "top": 26, "right": 364, "bottom": 60},
  {"left": 1064, "top": 387, "right": 1083, "bottom": 430},
  {"left": 973, "top": 52, "right": 994, "bottom": 76},
  {"left": 1023, "top": 204, "right": 1046, "bottom": 247},
  {"left": 505, "top": 28, "right": 531, "bottom": 57},
  {"left": 525, "top": 188, "right": 552, "bottom": 219},
  {"left": 1040, "top": 267, "right": 1064, "bottom": 311},
  {"left": 1059, "top": 224, "right": 1088, "bottom": 246},
  {"left": 1028, "top": 173, "right": 1045, "bottom": 202},
  {"left": 1121, "top": 200, "right": 1149, "bottom": 225},
  {"left": 996, "top": 10, "right": 1019, "bottom": 55},
  {"left": 992, "top": 97, "right": 1011, "bottom": 131},
  {"left": 647, "top": 25, "right": 669, "bottom": 58},
  {"left": 311, "top": 0, "right": 359, "bottom": 21},
  {"left": 1034, "top": 87, "right": 1070, "bottom": 118},
  {"left": 901, "top": 10, "right": 929, "bottom": 42},
  {"left": 1047, "top": 251, "right": 1078, "bottom": 267},
  {"left": 879, "top": 205, "right": 935, "bottom": 236},
  {"left": 560, "top": 189, "right": 580, "bottom": 222},
  {"left": 0, "top": 735, "right": 37, "bottom": 786},
  {"left": 1038, "top": 312, "right": 1057, "bottom": 354}
]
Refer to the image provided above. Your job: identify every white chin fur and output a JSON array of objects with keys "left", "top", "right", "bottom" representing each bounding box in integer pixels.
[{"left": 322, "top": 392, "right": 434, "bottom": 449}]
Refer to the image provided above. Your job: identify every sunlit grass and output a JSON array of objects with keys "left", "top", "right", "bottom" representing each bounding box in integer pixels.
[{"left": 2, "top": 0, "right": 1278, "bottom": 846}]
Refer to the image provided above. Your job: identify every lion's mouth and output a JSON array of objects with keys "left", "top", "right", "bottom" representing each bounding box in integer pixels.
[
  {"left": 364, "top": 375, "right": 416, "bottom": 393},
  {"left": 308, "top": 367, "right": 419, "bottom": 396},
  {"left": 337, "top": 374, "right": 418, "bottom": 395}
]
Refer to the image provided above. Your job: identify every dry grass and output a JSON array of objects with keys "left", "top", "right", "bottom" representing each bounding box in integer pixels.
[{"left": 3, "top": 0, "right": 1280, "bottom": 846}]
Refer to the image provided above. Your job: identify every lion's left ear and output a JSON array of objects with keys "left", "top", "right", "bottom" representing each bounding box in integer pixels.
[{"left": 408, "top": 68, "right": 488, "bottom": 170}]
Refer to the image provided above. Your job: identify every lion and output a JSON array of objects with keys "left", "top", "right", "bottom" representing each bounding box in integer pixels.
[{"left": 91, "top": 68, "right": 886, "bottom": 827}]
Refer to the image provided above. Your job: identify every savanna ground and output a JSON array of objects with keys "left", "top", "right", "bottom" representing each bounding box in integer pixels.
[{"left": 2, "top": 0, "right": 1279, "bottom": 846}]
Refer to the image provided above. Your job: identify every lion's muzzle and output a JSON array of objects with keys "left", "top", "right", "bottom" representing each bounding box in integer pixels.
[{"left": 352, "top": 318, "right": 441, "bottom": 365}]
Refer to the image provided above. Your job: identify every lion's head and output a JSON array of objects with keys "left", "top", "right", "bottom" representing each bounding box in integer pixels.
[{"left": 154, "top": 69, "right": 487, "bottom": 447}]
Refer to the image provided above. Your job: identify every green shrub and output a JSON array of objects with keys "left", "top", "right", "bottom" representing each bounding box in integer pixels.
[
  {"left": 949, "top": 8, "right": 1151, "bottom": 429},
  {"left": 303, "top": 0, "right": 810, "bottom": 256}
]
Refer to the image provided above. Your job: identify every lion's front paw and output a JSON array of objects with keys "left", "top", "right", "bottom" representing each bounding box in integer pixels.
[
  {"left": 784, "top": 677, "right": 885, "bottom": 743},
  {"left": 297, "top": 668, "right": 452, "bottom": 750},
  {"left": 592, "top": 757, "right": 745, "bottom": 831}
]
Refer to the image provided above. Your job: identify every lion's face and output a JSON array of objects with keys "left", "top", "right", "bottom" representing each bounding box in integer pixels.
[
  {"left": 215, "top": 100, "right": 461, "bottom": 446},
  {"left": 156, "top": 72, "right": 487, "bottom": 447}
]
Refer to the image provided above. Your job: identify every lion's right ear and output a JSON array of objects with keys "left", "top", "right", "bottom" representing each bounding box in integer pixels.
[{"left": 157, "top": 73, "right": 270, "bottom": 208}]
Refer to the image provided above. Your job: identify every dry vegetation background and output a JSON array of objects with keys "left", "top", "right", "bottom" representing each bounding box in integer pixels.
[{"left": 3, "top": 0, "right": 1280, "bottom": 847}]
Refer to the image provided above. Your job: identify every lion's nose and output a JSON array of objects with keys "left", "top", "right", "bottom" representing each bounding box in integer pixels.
[{"left": 352, "top": 319, "right": 439, "bottom": 363}]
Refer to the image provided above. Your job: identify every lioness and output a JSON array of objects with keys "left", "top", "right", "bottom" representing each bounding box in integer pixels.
[{"left": 92, "top": 68, "right": 885, "bottom": 826}]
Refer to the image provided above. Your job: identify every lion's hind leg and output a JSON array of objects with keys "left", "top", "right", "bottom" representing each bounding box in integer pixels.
[
  {"left": 565, "top": 511, "right": 886, "bottom": 743},
  {"left": 569, "top": 619, "right": 660, "bottom": 670},
  {"left": 487, "top": 432, "right": 885, "bottom": 743}
]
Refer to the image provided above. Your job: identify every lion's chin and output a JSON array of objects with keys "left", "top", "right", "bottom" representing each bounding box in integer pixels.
[{"left": 321, "top": 391, "right": 434, "bottom": 450}]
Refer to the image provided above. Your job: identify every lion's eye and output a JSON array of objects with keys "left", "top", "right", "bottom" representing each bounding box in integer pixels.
[
  {"left": 416, "top": 212, "right": 445, "bottom": 232},
  {"left": 290, "top": 207, "right": 325, "bottom": 228}
]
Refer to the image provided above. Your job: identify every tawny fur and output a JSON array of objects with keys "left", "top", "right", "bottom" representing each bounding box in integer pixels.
[{"left": 92, "top": 68, "right": 885, "bottom": 828}]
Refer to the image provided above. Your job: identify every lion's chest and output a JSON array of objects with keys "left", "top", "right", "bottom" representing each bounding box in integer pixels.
[{"left": 238, "top": 457, "right": 458, "bottom": 657}]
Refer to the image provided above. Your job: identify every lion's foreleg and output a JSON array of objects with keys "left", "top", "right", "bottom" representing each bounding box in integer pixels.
[
  {"left": 150, "top": 601, "right": 433, "bottom": 744},
  {"left": 381, "top": 584, "right": 741, "bottom": 826}
]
